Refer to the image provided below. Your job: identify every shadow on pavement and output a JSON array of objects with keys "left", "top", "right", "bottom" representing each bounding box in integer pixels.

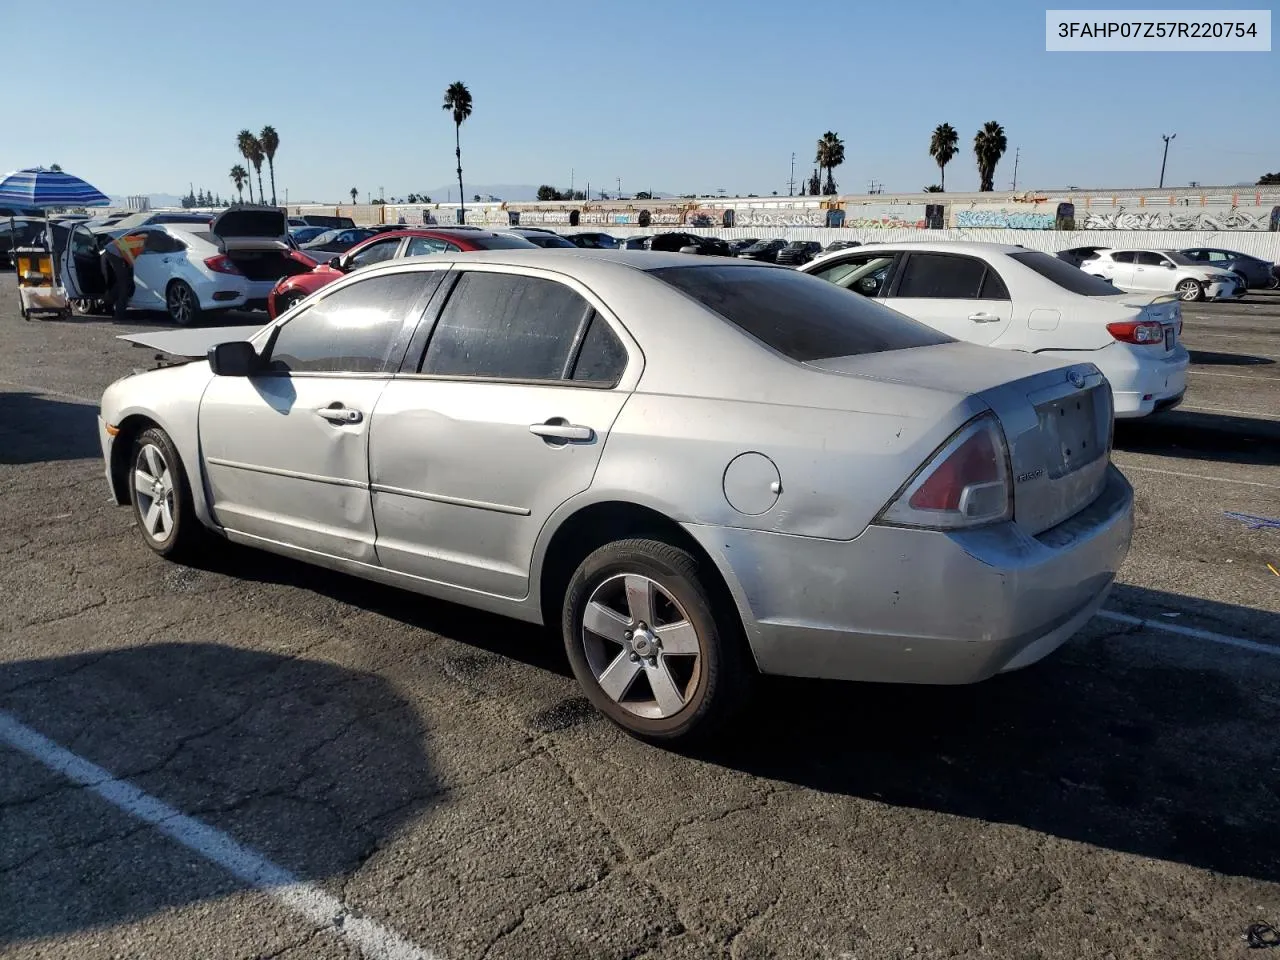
[
  {"left": 689, "top": 581, "right": 1280, "bottom": 885},
  {"left": 38, "top": 309, "right": 266, "bottom": 329},
  {"left": 0, "top": 392, "right": 101, "bottom": 464},
  {"left": 0, "top": 642, "right": 434, "bottom": 946},
  {"left": 1187, "top": 349, "right": 1275, "bottom": 367},
  {"left": 1115, "top": 409, "right": 1280, "bottom": 467}
]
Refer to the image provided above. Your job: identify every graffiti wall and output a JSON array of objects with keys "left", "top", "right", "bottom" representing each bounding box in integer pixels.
[
  {"left": 841, "top": 204, "right": 930, "bottom": 229},
  {"left": 1079, "top": 207, "right": 1279, "bottom": 231},
  {"left": 955, "top": 207, "right": 1059, "bottom": 229}
]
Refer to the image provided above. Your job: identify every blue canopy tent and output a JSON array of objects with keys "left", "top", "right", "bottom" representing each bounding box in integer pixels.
[{"left": 0, "top": 168, "right": 110, "bottom": 319}]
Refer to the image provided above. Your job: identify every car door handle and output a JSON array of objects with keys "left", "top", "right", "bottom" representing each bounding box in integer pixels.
[
  {"left": 968, "top": 313, "right": 1001, "bottom": 323},
  {"left": 529, "top": 420, "right": 595, "bottom": 443},
  {"left": 316, "top": 405, "right": 363, "bottom": 425}
]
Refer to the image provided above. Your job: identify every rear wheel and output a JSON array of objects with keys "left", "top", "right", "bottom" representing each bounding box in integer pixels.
[
  {"left": 1176, "top": 279, "right": 1204, "bottom": 302},
  {"left": 562, "top": 538, "right": 753, "bottom": 742},
  {"left": 166, "top": 280, "right": 201, "bottom": 325},
  {"left": 276, "top": 290, "right": 306, "bottom": 315}
]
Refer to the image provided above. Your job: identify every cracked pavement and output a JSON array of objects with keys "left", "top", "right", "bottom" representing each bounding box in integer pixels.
[{"left": 0, "top": 282, "right": 1278, "bottom": 959}]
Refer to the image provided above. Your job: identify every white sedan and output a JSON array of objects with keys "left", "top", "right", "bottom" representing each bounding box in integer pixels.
[
  {"left": 801, "top": 241, "right": 1189, "bottom": 419},
  {"left": 60, "top": 206, "right": 317, "bottom": 324},
  {"left": 1081, "top": 249, "right": 1242, "bottom": 302}
]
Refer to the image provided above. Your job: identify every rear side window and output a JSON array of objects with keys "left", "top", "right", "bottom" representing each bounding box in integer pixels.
[
  {"left": 650, "top": 264, "right": 951, "bottom": 363},
  {"left": 421, "top": 272, "right": 593, "bottom": 380},
  {"left": 572, "top": 314, "right": 628, "bottom": 385},
  {"left": 894, "top": 253, "right": 988, "bottom": 299},
  {"left": 1009, "top": 251, "right": 1123, "bottom": 296},
  {"left": 1110, "top": 251, "right": 1136, "bottom": 263},
  {"left": 268, "top": 272, "right": 439, "bottom": 374}
]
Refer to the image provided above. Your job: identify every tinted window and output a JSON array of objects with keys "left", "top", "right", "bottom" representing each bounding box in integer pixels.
[
  {"left": 142, "top": 231, "right": 182, "bottom": 253},
  {"left": 572, "top": 314, "right": 628, "bottom": 385},
  {"left": 651, "top": 265, "right": 951, "bottom": 363},
  {"left": 466, "top": 234, "right": 536, "bottom": 250},
  {"left": 1110, "top": 251, "right": 1136, "bottom": 263},
  {"left": 406, "top": 236, "right": 449, "bottom": 257},
  {"left": 422, "top": 272, "right": 592, "bottom": 379},
  {"left": 895, "top": 253, "right": 986, "bottom": 299},
  {"left": 1009, "top": 251, "right": 1124, "bottom": 296},
  {"left": 1135, "top": 252, "right": 1168, "bottom": 266},
  {"left": 268, "top": 272, "right": 438, "bottom": 374},
  {"left": 978, "top": 268, "right": 1009, "bottom": 299},
  {"left": 347, "top": 238, "right": 401, "bottom": 269}
]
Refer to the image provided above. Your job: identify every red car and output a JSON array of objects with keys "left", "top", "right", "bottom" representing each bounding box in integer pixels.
[{"left": 267, "top": 228, "right": 538, "bottom": 318}]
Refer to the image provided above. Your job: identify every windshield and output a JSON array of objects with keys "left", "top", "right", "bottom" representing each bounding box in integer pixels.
[
  {"left": 651, "top": 264, "right": 951, "bottom": 362},
  {"left": 1008, "top": 251, "right": 1123, "bottom": 297}
]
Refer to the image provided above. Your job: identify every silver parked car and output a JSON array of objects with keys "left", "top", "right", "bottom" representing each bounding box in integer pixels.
[{"left": 99, "top": 251, "right": 1134, "bottom": 742}]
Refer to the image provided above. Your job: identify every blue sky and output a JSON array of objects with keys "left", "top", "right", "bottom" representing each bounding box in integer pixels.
[{"left": 6, "top": 0, "right": 1276, "bottom": 201}]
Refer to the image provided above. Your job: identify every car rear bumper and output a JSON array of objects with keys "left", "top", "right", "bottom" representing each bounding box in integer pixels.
[
  {"left": 684, "top": 465, "right": 1133, "bottom": 684},
  {"left": 1065, "top": 341, "right": 1190, "bottom": 419}
]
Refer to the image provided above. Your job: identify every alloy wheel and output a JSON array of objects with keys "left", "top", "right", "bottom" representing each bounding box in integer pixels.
[
  {"left": 1177, "top": 280, "right": 1201, "bottom": 301},
  {"left": 134, "top": 443, "right": 175, "bottom": 542},
  {"left": 168, "top": 284, "right": 194, "bottom": 324},
  {"left": 581, "top": 573, "right": 703, "bottom": 719}
]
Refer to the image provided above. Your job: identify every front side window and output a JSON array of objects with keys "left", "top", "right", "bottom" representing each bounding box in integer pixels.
[
  {"left": 1135, "top": 252, "right": 1172, "bottom": 267},
  {"left": 421, "top": 272, "right": 592, "bottom": 380},
  {"left": 894, "top": 253, "right": 989, "bottom": 299},
  {"left": 267, "top": 272, "right": 440, "bottom": 374},
  {"left": 651, "top": 264, "right": 951, "bottom": 363},
  {"left": 810, "top": 254, "right": 897, "bottom": 298},
  {"left": 346, "top": 238, "right": 402, "bottom": 269}
]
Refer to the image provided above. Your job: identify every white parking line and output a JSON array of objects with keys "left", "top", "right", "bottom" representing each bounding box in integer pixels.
[
  {"left": 0, "top": 712, "right": 439, "bottom": 960},
  {"left": 1188, "top": 370, "right": 1280, "bottom": 381},
  {"left": 1098, "top": 610, "right": 1280, "bottom": 658},
  {"left": 1112, "top": 461, "right": 1280, "bottom": 489}
]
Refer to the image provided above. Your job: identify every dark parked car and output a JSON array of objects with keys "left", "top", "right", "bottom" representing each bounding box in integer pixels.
[
  {"left": 1180, "top": 247, "right": 1279, "bottom": 289},
  {"left": 775, "top": 240, "right": 823, "bottom": 266},
  {"left": 298, "top": 214, "right": 357, "bottom": 229},
  {"left": 521, "top": 232, "right": 577, "bottom": 249},
  {"left": 737, "top": 238, "right": 787, "bottom": 263},
  {"left": 0, "top": 217, "right": 46, "bottom": 267},
  {"left": 566, "top": 232, "right": 620, "bottom": 249},
  {"left": 1056, "top": 245, "right": 1110, "bottom": 268},
  {"left": 822, "top": 240, "right": 862, "bottom": 254},
  {"left": 289, "top": 225, "right": 331, "bottom": 245},
  {"left": 300, "top": 227, "right": 380, "bottom": 255},
  {"left": 619, "top": 235, "right": 651, "bottom": 250},
  {"left": 728, "top": 237, "right": 762, "bottom": 255}
]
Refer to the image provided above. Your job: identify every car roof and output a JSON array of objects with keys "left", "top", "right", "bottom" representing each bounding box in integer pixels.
[{"left": 368, "top": 248, "right": 772, "bottom": 274}]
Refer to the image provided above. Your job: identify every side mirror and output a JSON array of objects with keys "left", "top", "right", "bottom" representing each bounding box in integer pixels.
[
  {"left": 208, "top": 340, "right": 259, "bottom": 377},
  {"left": 328, "top": 256, "right": 343, "bottom": 270},
  {"left": 1164, "top": 262, "right": 1176, "bottom": 269},
  {"left": 679, "top": 245, "right": 700, "bottom": 255}
]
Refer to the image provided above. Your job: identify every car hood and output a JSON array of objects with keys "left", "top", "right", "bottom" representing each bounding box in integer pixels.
[{"left": 118, "top": 325, "right": 268, "bottom": 359}]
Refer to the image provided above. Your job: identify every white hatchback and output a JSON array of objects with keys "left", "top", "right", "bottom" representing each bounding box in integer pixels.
[
  {"left": 60, "top": 206, "right": 315, "bottom": 324},
  {"left": 801, "top": 241, "right": 1190, "bottom": 419},
  {"left": 1081, "top": 249, "right": 1242, "bottom": 302}
]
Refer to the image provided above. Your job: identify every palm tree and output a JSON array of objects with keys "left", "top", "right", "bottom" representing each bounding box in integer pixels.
[
  {"left": 442, "top": 81, "right": 473, "bottom": 220},
  {"left": 229, "top": 165, "right": 248, "bottom": 204},
  {"left": 928, "top": 123, "right": 958, "bottom": 192},
  {"left": 924, "top": 184, "right": 943, "bottom": 192},
  {"left": 259, "top": 125, "right": 280, "bottom": 205},
  {"left": 814, "top": 131, "right": 845, "bottom": 195},
  {"left": 973, "top": 121, "right": 1008, "bottom": 192},
  {"left": 236, "top": 130, "right": 259, "bottom": 204},
  {"left": 350, "top": 187, "right": 358, "bottom": 205}
]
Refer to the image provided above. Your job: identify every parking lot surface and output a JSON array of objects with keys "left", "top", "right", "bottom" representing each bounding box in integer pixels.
[{"left": 1, "top": 283, "right": 1277, "bottom": 960}]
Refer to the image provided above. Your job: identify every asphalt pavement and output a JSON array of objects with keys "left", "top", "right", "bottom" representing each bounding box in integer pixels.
[{"left": 0, "top": 282, "right": 1277, "bottom": 960}]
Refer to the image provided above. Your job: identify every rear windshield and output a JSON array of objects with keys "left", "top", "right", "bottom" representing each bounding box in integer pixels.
[
  {"left": 1009, "top": 251, "right": 1124, "bottom": 296},
  {"left": 469, "top": 234, "right": 538, "bottom": 249},
  {"left": 651, "top": 264, "right": 952, "bottom": 362}
]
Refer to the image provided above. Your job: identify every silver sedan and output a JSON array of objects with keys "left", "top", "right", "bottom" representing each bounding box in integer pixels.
[{"left": 99, "top": 250, "right": 1134, "bottom": 741}]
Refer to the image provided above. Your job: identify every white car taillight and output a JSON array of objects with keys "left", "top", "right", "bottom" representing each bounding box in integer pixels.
[
  {"left": 1106, "top": 320, "right": 1164, "bottom": 345},
  {"left": 878, "top": 414, "right": 1013, "bottom": 530}
]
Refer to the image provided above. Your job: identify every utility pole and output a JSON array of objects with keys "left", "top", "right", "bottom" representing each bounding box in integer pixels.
[
  {"left": 1159, "top": 133, "right": 1176, "bottom": 188},
  {"left": 617, "top": 177, "right": 622, "bottom": 199},
  {"left": 1010, "top": 147, "right": 1020, "bottom": 191},
  {"left": 788, "top": 152, "right": 796, "bottom": 196},
  {"left": 570, "top": 168, "right": 574, "bottom": 196}
]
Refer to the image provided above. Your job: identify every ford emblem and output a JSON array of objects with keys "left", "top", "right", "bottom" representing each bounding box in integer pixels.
[{"left": 1068, "top": 371, "right": 1086, "bottom": 389}]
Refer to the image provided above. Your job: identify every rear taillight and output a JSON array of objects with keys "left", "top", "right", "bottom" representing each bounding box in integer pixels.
[
  {"left": 1106, "top": 320, "right": 1163, "bottom": 345},
  {"left": 878, "top": 415, "right": 1013, "bottom": 530},
  {"left": 204, "top": 254, "right": 241, "bottom": 275}
]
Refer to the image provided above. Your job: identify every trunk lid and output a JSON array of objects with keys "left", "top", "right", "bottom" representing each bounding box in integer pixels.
[
  {"left": 210, "top": 206, "right": 290, "bottom": 252},
  {"left": 807, "top": 342, "right": 1112, "bottom": 535}
]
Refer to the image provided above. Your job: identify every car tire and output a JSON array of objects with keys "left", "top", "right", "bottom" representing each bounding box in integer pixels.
[
  {"left": 166, "top": 280, "right": 201, "bottom": 326},
  {"left": 128, "top": 427, "right": 204, "bottom": 561},
  {"left": 276, "top": 290, "right": 306, "bottom": 315},
  {"left": 1176, "top": 279, "right": 1204, "bottom": 302},
  {"left": 562, "top": 537, "right": 754, "bottom": 743}
]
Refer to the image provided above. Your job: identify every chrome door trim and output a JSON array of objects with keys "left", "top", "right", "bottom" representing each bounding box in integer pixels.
[
  {"left": 205, "top": 456, "right": 366, "bottom": 489},
  {"left": 370, "top": 482, "right": 531, "bottom": 516}
]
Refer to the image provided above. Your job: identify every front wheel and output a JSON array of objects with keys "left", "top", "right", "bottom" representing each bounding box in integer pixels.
[
  {"left": 275, "top": 290, "right": 305, "bottom": 316},
  {"left": 562, "top": 538, "right": 754, "bottom": 742},
  {"left": 166, "top": 280, "right": 201, "bottom": 325},
  {"left": 1176, "top": 278, "right": 1204, "bottom": 302},
  {"left": 128, "top": 427, "right": 203, "bottom": 560}
]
